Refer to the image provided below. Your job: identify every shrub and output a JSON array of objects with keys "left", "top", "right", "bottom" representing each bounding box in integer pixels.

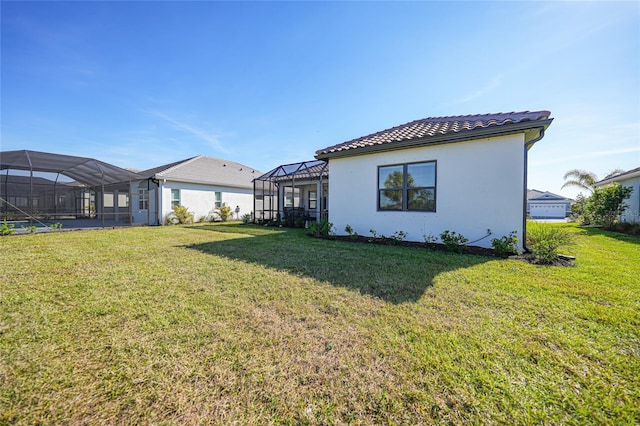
[
  {"left": 1, "top": 220, "right": 15, "bottom": 236},
  {"left": 241, "top": 213, "right": 253, "bottom": 224},
  {"left": 586, "top": 184, "right": 633, "bottom": 228},
  {"left": 215, "top": 205, "right": 232, "bottom": 222},
  {"left": 440, "top": 230, "right": 468, "bottom": 253},
  {"left": 345, "top": 224, "right": 358, "bottom": 240},
  {"left": 307, "top": 219, "right": 333, "bottom": 238},
  {"left": 165, "top": 205, "right": 194, "bottom": 225},
  {"left": 526, "top": 221, "right": 573, "bottom": 263},
  {"left": 491, "top": 231, "right": 519, "bottom": 256},
  {"left": 389, "top": 230, "right": 407, "bottom": 245}
]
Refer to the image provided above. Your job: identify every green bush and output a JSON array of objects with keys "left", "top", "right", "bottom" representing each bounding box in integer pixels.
[
  {"left": 586, "top": 183, "right": 633, "bottom": 228},
  {"left": 307, "top": 219, "right": 333, "bottom": 238},
  {"left": 241, "top": 213, "right": 253, "bottom": 224},
  {"left": 165, "top": 205, "right": 194, "bottom": 225},
  {"left": 1, "top": 220, "right": 15, "bottom": 236},
  {"left": 526, "top": 221, "right": 573, "bottom": 263},
  {"left": 491, "top": 231, "right": 519, "bottom": 256},
  {"left": 440, "top": 230, "right": 468, "bottom": 253},
  {"left": 214, "top": 205, "right": 232, "bottom": 222}
]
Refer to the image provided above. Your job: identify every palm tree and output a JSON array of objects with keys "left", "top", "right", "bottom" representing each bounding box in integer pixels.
[
  {"left": 561, "top": 168, "right": 626, "bottom": 193},
  {"left": 561, "top": 169, "right": 598, "bottom": 193}
]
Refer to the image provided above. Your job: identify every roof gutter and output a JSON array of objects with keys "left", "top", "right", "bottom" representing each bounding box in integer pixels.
[
  {"left": 315, "top": 119, "right": 554, "bottom": 160},
  {"left": 522, "top": 127, "right": 547, "bottom": 252}
]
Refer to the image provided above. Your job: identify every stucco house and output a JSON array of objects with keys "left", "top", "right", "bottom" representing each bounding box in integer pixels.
[
  {"left": 138, "top": 155, "right": 260, "bottom": 225},
  {"left": 314, "top": 111, "right": 553, "bottom": 251},
  {"left": 527, "top": 190, "right": 572, "bottom": 219},
  {"left": 1, "top": 150, "right": 261, "bottom": 227},
  {"left": 593, "top": 166, "right": 640, "bottom": 223}
]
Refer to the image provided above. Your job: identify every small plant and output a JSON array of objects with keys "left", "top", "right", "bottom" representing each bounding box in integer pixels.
[
  {"left": 22, "top": 225, "right": 37, "bottom": 234},
  {"left": 241, "top": 213, "right": 253, "bottom": 224},
  {"left": 368, "top": 229, "right": 378, "bottom": 243},
  {"left": 345, "top": 224, "right": 359, "bottom": 240},
  {"left": 423, "top": 233, "right": 438, "bottom": 245},
  {"left": 526, "top": 221, "right": 573, "bottom": 264},
  {"left": 491, "top": 231, "right": 519, "bottom": 256},
  {"left": 215, "top": 205, "right": 232, "bottom": 222},
  {"left": 165, "top": 205, "right": 194, "bottom": 225},
  {"left": 1, "top": 220, "right": 15, "bottom": 236},
  {"left": 440, "top": 230, "right": 468, "bottom": 253},
  {"left": 307, "top": 219, "right": 334, "bottom": 238},
  {"left": 49, "top": 222, "right": 63, "bottom": 231},
  {"left": 389, "top": 230, "right": 407, "bottom": 245}
]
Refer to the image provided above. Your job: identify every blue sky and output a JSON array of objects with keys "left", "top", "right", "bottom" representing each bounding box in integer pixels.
[{"left": 2, "top": 1, "right": 638, "bottom": 199}]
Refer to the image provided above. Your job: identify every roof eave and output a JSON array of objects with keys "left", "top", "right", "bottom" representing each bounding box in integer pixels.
[
  {"left": 595, "top": 169, "right": 640, "bottom": 186},
  {"left": 155, "top": 176, "right": 253, "bottom": 190},
  {"left": 315, "top": 119, "right": 553, "bottom": 160}
]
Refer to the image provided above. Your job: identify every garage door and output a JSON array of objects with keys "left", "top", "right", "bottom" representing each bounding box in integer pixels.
[{"left": 530, "top": 204, "right": 566, "bottom": 219}]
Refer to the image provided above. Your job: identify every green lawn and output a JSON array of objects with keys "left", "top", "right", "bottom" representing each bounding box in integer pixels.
[{"left": 1, "top": 223, "right": 638, "bottom": 424}]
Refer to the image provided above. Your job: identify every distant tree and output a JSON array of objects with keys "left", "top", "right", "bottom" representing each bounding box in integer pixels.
[
  {"left": 562, "top": 168, "right": 625, "bottom": 194},
  {"left": 561, "top": 169, "right": 598, "bottom": 193}
]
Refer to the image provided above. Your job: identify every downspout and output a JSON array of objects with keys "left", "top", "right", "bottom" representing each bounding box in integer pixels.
[{"left": 523, "top": 128, "right": 546, "bottom": 251}]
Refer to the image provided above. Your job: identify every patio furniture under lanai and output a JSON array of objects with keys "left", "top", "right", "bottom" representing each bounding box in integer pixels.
[{"left": 252, "top": 160, "right": 328, "bottom": 227}]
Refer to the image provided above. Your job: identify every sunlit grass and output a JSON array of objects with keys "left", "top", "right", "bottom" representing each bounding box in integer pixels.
[{"left": 1, "top": 223, "right": 638, "bottom": 424}]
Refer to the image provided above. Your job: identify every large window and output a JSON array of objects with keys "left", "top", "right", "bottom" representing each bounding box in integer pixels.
[
  {"left": 378, "top": 161, "right": 436, "bottom": 211},
  {"left": 171, "top": 189, "right": 180, "bottom": 208}
]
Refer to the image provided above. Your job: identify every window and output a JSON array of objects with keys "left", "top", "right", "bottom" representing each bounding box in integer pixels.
[
  {"left": 104, "top": 192, "right": 114, "bottom": 208},
  {"left": 171, "top": 189, "right": 180, "bottom": 208},
  {"left": 308, "top": 191, "right": 317, "bottom": 209},
  {"left": 118, "top": 193, "right": 129, "bottom": 208},
  {"left": 378, "top": 161, "right": 436, "bottom": 212},
  {"left": 214, "top": 192, "right": 222, "bottom": 208},
  {"left": 138, "top": 189, "right": 148, "bottom": 210},
  {"left": 284, "top": 187, "right": 300, "bottom": 208}
]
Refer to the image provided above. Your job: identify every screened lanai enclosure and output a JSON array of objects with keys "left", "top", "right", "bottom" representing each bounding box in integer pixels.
[
  {"left": 1, "top": 150, "right": 143, "bottom": 227},
  {"left": 253, "top": 160, "right": 328, "bottom": 227}
]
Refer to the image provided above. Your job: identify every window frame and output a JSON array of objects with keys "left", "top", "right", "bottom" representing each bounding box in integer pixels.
[
  {"left": 377, "top": 160, "right": 436, "bottom": 212},
  {"left": 214, "top": 192, "right": 222, "bottom": 209},
  {"left": 170, "top": 189, "right": 180, "bottom": 209},
  {"left": 308, "top": 190, "right": 317, "bottom": 210},
  {"left": 138, "top": 189, "right": 148, "bottom": 211}
]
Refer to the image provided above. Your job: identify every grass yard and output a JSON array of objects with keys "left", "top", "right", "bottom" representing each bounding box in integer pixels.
[{"left": 1, "top": 223, "right": 638, "bottom": 424}]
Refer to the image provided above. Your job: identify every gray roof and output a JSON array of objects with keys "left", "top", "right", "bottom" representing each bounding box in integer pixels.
[
  {"left": 0, "top": 150, "right": 141, "bottom": 187},
  {"left": 594, "top": 166, "right": 640, "bottom": 186},
  {"left": 140, "top": 155, "right": 261, "bottom": 189},
  {"left": 316, "top": 111, "right": 553, "bottom": 159},
  {"left": 527, "top": 191, "right": 572, "bottom": 202}
]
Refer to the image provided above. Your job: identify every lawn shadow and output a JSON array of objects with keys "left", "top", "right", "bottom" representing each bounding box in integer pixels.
[
  {"left": 575, "top": 225, "right": 640, "bottom": 245},
  {"left": 184, "top": 224, "right": 493, "bottom": 304}
]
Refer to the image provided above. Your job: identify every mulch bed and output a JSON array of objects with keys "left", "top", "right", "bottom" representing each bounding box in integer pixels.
[{"left": 310, "top": 234, "right": 575, "bottom": 267}]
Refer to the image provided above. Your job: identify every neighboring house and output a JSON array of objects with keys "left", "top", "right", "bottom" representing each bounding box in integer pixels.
[
  {"left": 138, "top": 155, "right": 261, "bottom": 225},
  {"left": 593, "top": 166, "right": 640, "bottom": 223},
  {"left": 527, "top": 190, "right": 572, "bottom": 219},
  {"left": 314, "top": 111, "right": 553, "bottom": 251}
]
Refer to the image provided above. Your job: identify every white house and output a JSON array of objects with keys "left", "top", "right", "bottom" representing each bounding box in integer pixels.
[
  {"left": 138, "top": 155, "right": 261, "bottom": 225},
  {"left": 594, "top": 166, "right": 640, "bottom": 223},
  {"left": 314, "top": 111, "right": 554, "bottom": 251},
  {"left": 527, "top": 190, "right": 572, "bottom": 219}
]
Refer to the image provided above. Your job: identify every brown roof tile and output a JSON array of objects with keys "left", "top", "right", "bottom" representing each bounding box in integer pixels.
[{"left": 315, "top": 110, "right": 552, "bottom": 158}]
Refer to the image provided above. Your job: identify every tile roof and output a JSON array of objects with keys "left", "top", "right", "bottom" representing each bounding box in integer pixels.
[
  {"left": 315, "top": 110, "right": 552, "bottom": 158},
  {"left": 140, "top": 155, "right": 261, "bottom": 189}
]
